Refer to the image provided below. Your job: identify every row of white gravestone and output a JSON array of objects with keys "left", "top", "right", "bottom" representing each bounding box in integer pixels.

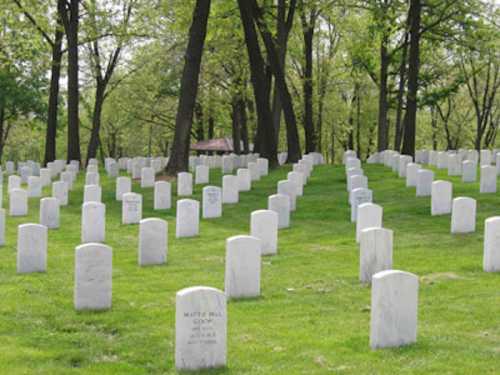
[
  {"left": 344, "top": 150, "right": 417, "bottom": 350},
  {"left": 374, "top": 149, "right": 500, "bottom": 270}
]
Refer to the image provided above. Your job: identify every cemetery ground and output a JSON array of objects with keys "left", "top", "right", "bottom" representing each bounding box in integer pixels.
[{"left": 0, "top": 164, "right": 499, "bottom": 374}]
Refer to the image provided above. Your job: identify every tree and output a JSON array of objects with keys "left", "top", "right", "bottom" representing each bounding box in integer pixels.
[
  {"left": 59, "top": 0, "right": 81, "bottom": 162},
  {"left": 165, "top": 0, "right": 211, "bottom": 175}
]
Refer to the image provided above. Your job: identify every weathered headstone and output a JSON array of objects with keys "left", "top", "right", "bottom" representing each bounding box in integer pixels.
[
  {"left": 39, "top": 197, "right": 60, "bottom": 229},
  {"left": 416, "top": 169, "right": 434, "bottom": 197},
  {"left": 359, "top": 227, "right": 393, "bottom": 283},
  {"left": 431, "top": 180, "right": 452, "bottom": 216},
  {"left": 451, "top": 197, "right": 476, "bottom": 233},
  {"left": 222, "top": 175, "right": 239, "bottom": 204},
  {"left": 202, "top": 186, "right": 222, "bottom": 219},
  {"left": 122, "top": 192, "right": 142, "bottom": 224},
  {"left": 176, "top": 199, "right": 200, "bottom": 238},
  {"left": 480, "top": 165, "right": 497, "bottom": 193},
  {"left": 154, "top": 181, "right": 171, "bottom": 210},
  {"left": 74, "top": 243, "right": 112, "bottom": 311},
  {"left": 177, "top": 172, "right": 193, "bottom": 196},
  {"left": 250, "top": 209, "right": 278, "bottom": 255},
  {"left": 225, "top": 235, "right": 261, "bottom": 299},
  {"left": 175, "top": 286, "right": 227, "bottom": 371},
  {"left": 8, "top": 175, "right": 21, "bottom": 193},
  {"left": 52, "top": 181, "right": 69, "bottom": 206},
  {"left": 83, "top": 184, "right": 102, "bottom": 203},
  {"left": 139, "top": 218, "right": 167, "bottom": 266},
  {"left": 9, "top": 188, "right": 28, "bottom": 216},
  {"left": 370, "top": 270, "right": 418, "bottom": 349},
  {"left": 17, "top": 223, "right": 47, "bottom": 273},
  {"left": 268, "top": 194, "right": 290, "bottom": 229}
]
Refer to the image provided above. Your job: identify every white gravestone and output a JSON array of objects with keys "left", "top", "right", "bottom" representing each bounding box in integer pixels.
[
  {"left": 257, "top": 158, "right": 268, "bottom": 176},
  {"left": 177, "top": 172, "right": 193, "bottom": 196},
  {"left": 416, "top": 169, "right": 434, "bottom": 197},
  {"left": 431, "top": 180, "right": 452, "bottom": 216},
  {"left": 480, "top": 165, "right": 496, "bottom": 193},
  {"left": 0, "top": 209, "right": 4, "bottom": 245},
  {"left": 268, "top": 194, "right": 290, "bottom": 229},
  {"left": 462, "top": 160, "right": 477, "bottom": 182},
  {"left": 74, "top": 243, "right": 112, "bottom": 311},
  {"left": 346, "top": 168, "right": 363, "bottom": 191},
  {"left": 480, "top": 149, "right": 491, "bottom": 166},
  {"left": 236, "top": 168, "right": 251, "bottom": 191},
  {"left": 360, "top": 227, "right": 393, "bottom": 284},
  {"left": 287, "top": 171, "right": 304, "bottom": 197},
  {"left": 202, "top": 186, "right": 222, "bottom": 219},
  {"left": 175, "top": 286, "right": 227, "bottom": 371},
  {"left": 122, "top": 193, "right": 142, "bottom": 224},
  {"left": 139, "top": 218, "right": 167, "bottom": 266},
  {"left": 52, "top": 181, "right": 68, "bottom": 206},
  {"left": 116, "top": 176, "right": 131, "bottom": 201},
  {"left": 9, "top": 188, "right": 28, "bottom": 216},
  {"left": 356, "top": 203, "right": 383, "bottom": 243},
  {"left": 141, "top": 167, "right": 155, "bottom": 188},
  {"left": 250, "top": 210, "right": 278, "bottom": 255},
  {"left": 8, "top": 175, "right": 21, "bottom": 193},
  {"left": 81, "top": 202, "right": 105, "bottom": 243},
  {"left": 350, "top": 188, "right": 373, "bottom": 222},
  {"left": 61, "top": 171, "right": 74, "bottom": 191},
  {"left": 405, "top": 163, "right": 421, "bottom": 187},
  {"left": 27, "top": 176, "right": 42, "bottom": 197},
  {"left": 225, "top": 235, "right": 261, "bottom": 299},
  {"left": 40, "top": 168, "right": 51, "bottom": 187},
  {"left": 154, "top": 181, "right": 171, "bottom": 210},
  {"left": 85, "top": 171, "right": 100, "bottom": 186},
  {"left": 83, "top": 184, "right": 102, "bottom": 203},
  {"left": 222, "top": 155, "right": 233, "bottom": 174},
  {"left": 222, "top": 175, "right": 239, "bottom": 204},
  {"left": 248, "top": 162, "right": 260, "bottom": 181},
  {"left": 484, "top": 216, "right": 500, "bottom": 272},
  {"left": 277, "top": 180, "right": 296, "bottom": 211},
  {"left": 17, "top": 223, "right": 47, "bottom": 273},
  {"left": 195, "top": 165, "right": 209, "bottom": 185},
  {"left": 176, "top": 199, "right": 200, "bottom": 238},
  {"left": 370, "top": 270, "right": 418, "bottom": 349},
  {"left": 39, "top": 197, "right": 59, "bottom": 229},
  {"left": 451, "top": 197, "right": 476, "bottom": 233},
  {"left": 447, "top": 154, "right": 462, "bottom": 176}
]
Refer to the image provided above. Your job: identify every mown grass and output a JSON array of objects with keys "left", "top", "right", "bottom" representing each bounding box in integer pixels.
[{"left": 0, "top": 162, "right": 498, "bottom": 374}]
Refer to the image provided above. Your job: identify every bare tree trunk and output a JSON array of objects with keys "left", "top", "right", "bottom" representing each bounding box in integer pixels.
[
  {"left": 165, "top": 0, "right": 211, "bottom": 175},
  {"left": 377, "top": 34, "right": 389, "bottom": 152}
]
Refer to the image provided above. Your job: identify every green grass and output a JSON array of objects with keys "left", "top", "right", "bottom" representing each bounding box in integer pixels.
[{"left": 0, "top": 163, "right": 499, "bottom": 374}]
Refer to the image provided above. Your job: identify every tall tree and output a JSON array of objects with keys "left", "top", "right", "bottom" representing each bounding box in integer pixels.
[
  {"left": 165, "top": 0, "right": 211, "bottom": 175},
  {"left": 237, "top": 0, "right": 278, "bottom": 166},
  {"left": 59, "top": 0, "right": 81, "bottom": 162}
]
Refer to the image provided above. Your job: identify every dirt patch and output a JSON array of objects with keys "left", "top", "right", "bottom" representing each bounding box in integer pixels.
[{"left": 420, "top": 272, "right": 464, "bottom": 284}]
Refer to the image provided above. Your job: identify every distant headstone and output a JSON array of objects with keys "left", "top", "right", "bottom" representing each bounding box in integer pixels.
[
  {"left": 39, "top": 197, "right": 59, "bottom": 229},
  {"left": 195, "top": 165, "right": 209, "bottom": 185},
  {"left": 222, "top": 175, "right": 239, "bottom": 204},
  {"left": 39, "top": 168, "right": 51, "bottom": 187},
  {"left": 236, "top": 168, "right": 251, "bottom": 191},
  {"left": 8, "top": 175, "right": 21, "bottom": 193},
  {"left": 360, "top": 227, "right": 393, "bottom": 283},
  {"left": 451, "top": 197, "right": 476, "bottom": 233},
  {"left": 405, "top": 163, "right": 421, "bottom": 187},
  {"left": 116, "top": 176, "right": 131, "bottom": 201},
  {"left": 85, "top": 171, "right": 100, "bottom": 186},
  {"left": 139, "top": 218, "right": 167, "bottom": 266},
  {"left": 176, "top": 199, "right": 200, "bottom": 238},
  {"left": 177, "top": 172, "right": 193, "bottom": 196},
  {"left": 122, "top": 192, "right": 142, "bottom": 224},
  {"left": 74, "top": 243, "right": 112, "bottom": 311},
  {"left": 350, "top": 188, "right": 373, "bottom": 222},
  {"left": 202, "top": 186, "right": 222, "bottom": 219},
  {"left": 431, "top": 180, "right": 452, "bottom": 216},
  {"left": 484, "top": 216, "right": 500, "bottom": 272},
  {"left": 154, "top": 181, "right": 171, "bottom": 210},
  {"left": 17, "top": 223, "right": 47, "bottom": 273},
  {"left": 225, "top": 235, "right": 261, "bottom": 299},
  {"left": 480, "top": 165, "right": 496, "bottom": 193},
  {"left": 462, "top": 160, "right": 477, "bottom": 182},
  {"left": 248, "top": 162, "right": 260, "bottom": 181},
  {"left": 27, "top": 176, "right": 42, "bottom": 197},
  {"left": 277, "top": 180, "right": 296, "bottom": 211},
  {"left": 141, "top": 167, "right": 155, "bottom": 188},
  {"left": 257, "top": 158, "right": 268, "bottom": 176},
  {"left": 81, "top": 202, "right": 105, "bottom": 243},
  {"left": 356, "top": 203, "right": 383, "bottom": 243},
  {"left": 287, "top": 171, "right": 304, "bottom": 197},
  {"left": 0, "top": 209, "right": 5, "bottom": 245},
  {"left": 250, "top": 210, "right": 278, "bottom": 255},
  {"left": 370, "top": 270, "right": 418, "bottom": 349},
  {"left": 175, "top": 286, "right": 227, "bottom": 371},
  {"left": 416, "top": 169, "right": 434, "bottom": 197},
  {"left": 83, "top": 184, "right": 102, "bottom": 203},
  {"left": 268, "top": 194, "right": 290, "bottom": 229},
  {"left": 9, "top": 188, "right": 28, "bottom": 216},
  {"left": 52, "top": 181, "right": 69, "bottom": 206}
]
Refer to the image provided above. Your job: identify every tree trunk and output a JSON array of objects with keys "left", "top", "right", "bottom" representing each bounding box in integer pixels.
[
  {"left": 231, "top": 98, "right": 241, "bottom": 155},
  {"left": 377, "top": 34, "right": 389, "bottom": 152},
  {"left": 44, "top": 19, "right": 63, "bottom": 166},
  {"left": 165, "top": 0, "right": 211, "bottom": 175},
  {"left": 394, "top": 26, "right": 410, "bottom": 151},
  {"left": 61, "top": 0, "right": 81, "bottom": 162},
  {"left": 86, "top": 84, "right": 105, "bottom": 164},
  {"left": 401, "top": 0, "right": 421, "bottom": 158},
  {"left": 239, "top": 97, "right": 249, "bottom": 154},
  {"left": 237, "top": 0, "right": 278, "bottom": 166},
  {"left": 302, "top": 21, "right": 316, "bottom": 153},
  {"left": 195, "top": 101, "right": 204, "bottom": 141},
  {"left": 356, "top": 83, "right": 361, "bottom": 157},
  {"left": 0, "top": 105, "right": 4, "bottom": 162}
]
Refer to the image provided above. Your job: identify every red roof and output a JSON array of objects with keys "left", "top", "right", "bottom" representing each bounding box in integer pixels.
[{"left": 191, "top": 137, "right": 233, "bottom": 152}]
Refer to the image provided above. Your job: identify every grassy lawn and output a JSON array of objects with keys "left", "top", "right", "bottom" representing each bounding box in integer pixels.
[{"left": 0, "top": 162, "right": 499, "bottom": 374}]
